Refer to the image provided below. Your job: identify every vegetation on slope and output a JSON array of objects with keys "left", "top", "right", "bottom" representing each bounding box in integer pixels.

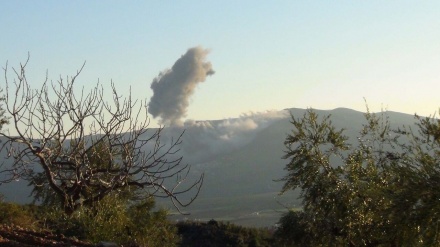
[{"left": 0, "top": 197, "right": 277, "bottom": 246}]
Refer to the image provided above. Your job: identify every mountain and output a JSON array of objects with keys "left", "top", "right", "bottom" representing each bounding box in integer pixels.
[
  {"left": 0, "top": 108, "right": 420, "bottom": 227},
  {"left": 160, "top": 108, "right": 420, "bottom": 226}
]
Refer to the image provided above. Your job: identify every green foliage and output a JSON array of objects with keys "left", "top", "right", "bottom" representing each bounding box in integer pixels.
[
  {"left": 279, "top": 108, "right": 440, "bottom": 246},
  {"left": 78, "top": 195, "right": 132, "bottom": 244},
  {"left": 127, "top": 198, "right": 180, "bottom": 246},
  {"left": 177, "top": 219, "right": 273, "bottom": 247},
  {"left": 39, "top": 194, "right": 179, "bottom": 246},
  {"left": 274, "top": 210, "right": 310, "bottom": 247},
  {"left": 0, "top": 202, "right": 38, "bottom": 230}
]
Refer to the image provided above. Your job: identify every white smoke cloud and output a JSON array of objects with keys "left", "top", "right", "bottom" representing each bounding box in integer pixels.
[
  {"left": 157, "top": 110, "right": 289, "bottom": 164},
  {"left": 146, "top": 46, "right": 288, "bottom": 164},
  {"left": 148, "top": 46, "right": 214, "bottom": 126}
]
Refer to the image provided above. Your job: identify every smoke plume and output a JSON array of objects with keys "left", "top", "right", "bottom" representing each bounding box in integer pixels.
[
  {"left": 152, "top": 110, "right": 289, "bottom": 164},
  {"left": 148, "top": 46, "right": 214, "bottom": 126}
]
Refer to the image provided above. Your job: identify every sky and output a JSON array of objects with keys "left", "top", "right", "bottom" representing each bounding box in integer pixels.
[{"left": 1, "top": 1, "right": 440, "bottom": 127}]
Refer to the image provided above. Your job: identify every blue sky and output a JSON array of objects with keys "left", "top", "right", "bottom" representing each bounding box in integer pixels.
[{"left": 1, "top": 1, "right": 440, "bottom": 126}]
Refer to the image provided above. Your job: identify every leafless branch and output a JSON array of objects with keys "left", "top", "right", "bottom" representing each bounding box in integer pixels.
[{"left": 0, "top": 59, "right": 203, "bottom": 215}]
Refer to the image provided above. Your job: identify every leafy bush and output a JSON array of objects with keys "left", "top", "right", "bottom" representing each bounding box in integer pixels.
[
  {"left": 127, "top": 199, "right": 180, "bottom": 246},
  {"left": 0, "top": 202, "right": 38, "bottom": 230},
  {"left": 39, "top": 194, "right": 178, "bottom": 246},
  {"left": 274, "top": 210, "right": 311, "bottom": 247}
]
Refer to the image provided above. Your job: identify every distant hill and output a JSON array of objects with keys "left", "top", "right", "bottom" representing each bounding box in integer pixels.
[{"left": 0, "top": 108, "right": 420, "bottom": 227}]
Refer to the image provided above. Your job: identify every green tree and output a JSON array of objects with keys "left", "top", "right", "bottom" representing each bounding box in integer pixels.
[
  {"left": 278, "top": 108, "right": 440, "bottom": 246},
  {"left": 274, "top": 210, "right": 310, "bottom": 247}
]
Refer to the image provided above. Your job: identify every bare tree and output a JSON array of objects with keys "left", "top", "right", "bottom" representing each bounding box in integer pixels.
[{"left": 0, "top": 57, "right": 203, "bottom": 215}]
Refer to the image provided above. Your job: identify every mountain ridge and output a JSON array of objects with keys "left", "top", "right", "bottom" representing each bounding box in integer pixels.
[{"left": 0, "top": 107, "right": 421, "bottom": 226}]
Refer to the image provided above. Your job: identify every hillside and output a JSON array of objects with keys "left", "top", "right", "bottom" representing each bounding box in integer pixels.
[
  {"left": 158, "top": 108, "right": 420, "bottom": 226},
  {"left": 0, "top": 108, "right": 420, "bottom": 227}
]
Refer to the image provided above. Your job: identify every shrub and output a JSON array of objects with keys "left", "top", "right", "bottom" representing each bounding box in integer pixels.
[
  {"left": 0, "top": 202, "right": 38, "bottom": 230},
  {"left": 38, "top": 195, "right": 178, "bottom": 246},
  {"left": 274, "top": 210, "right": 310, "bottom": 247}
]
